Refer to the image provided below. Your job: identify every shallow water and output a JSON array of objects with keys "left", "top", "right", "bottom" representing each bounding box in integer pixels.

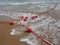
[
  {"left": 0, "top": 21, "right": 28, "bottom": 45},
  {"left": 0, "top": 2, "right": 60, "bottom": 45},
  {"left": 0, "top": 12, "right": 60, "bottom": 45}
]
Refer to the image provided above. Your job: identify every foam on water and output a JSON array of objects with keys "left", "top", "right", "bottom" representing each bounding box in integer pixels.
[
  {"left": 0, "top": 12, "right": 60, "bottom": 45},
  {"left": 2, "top": 13, "right": 59, "bottom": 45},
  {"left": 0, "top": 2, "right": 60, "bottom": 10},
  {"left": 0, "top": 1, "right": 60, "bottom": 45}
]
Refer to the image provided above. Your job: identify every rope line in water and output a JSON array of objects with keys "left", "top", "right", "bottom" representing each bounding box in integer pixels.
[{"left": 0, "top": 21, "right": 53, "bottom": 45}]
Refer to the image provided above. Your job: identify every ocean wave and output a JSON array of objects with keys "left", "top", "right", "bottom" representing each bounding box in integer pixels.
[
  {"left": 0, "top": 2, "right": 60, "bottom": 6},
  {"left": 0, "top": 2, "right": 40, "bottom": 5}
]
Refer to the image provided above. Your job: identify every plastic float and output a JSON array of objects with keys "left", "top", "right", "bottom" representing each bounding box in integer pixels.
[
  {"left": 0, "top": 15, "right": 53, "bottom": 45},
  {"left": 0, "top": 3, "right": 60, "bottom": 45}
]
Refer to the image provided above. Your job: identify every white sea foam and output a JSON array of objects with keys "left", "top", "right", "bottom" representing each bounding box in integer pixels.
[
  {"left": 0, "top": 0, "right": 60, "bottom": 45},
  {"left": 0, "top": 12, "right": 60, "bottom": 45},
  {"left": 5, "top": 13, "right": 59, "bottom": 45}
]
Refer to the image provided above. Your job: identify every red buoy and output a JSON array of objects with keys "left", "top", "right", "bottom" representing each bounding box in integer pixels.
[
  {"left": 31, "top": 15, "right": 38, "bottom": 19},
  {"left": 9, "top": 21, "right": 15, "bottom": 25},
  {"left": 25, "top": 16, "right": 28, "bottom": 19},
  {"left": 19, "top": 16, "right": 24, "bottom": 20}
]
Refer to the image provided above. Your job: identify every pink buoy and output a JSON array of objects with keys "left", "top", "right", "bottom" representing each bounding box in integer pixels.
[
  {"left": 23, "top": 19, "right": 27, "bottom": 21},
  {"left": 23, "top": 16, "right": 28, "bottom": 21},
  {"left": 27, "top": 27, "right": 32, "bottom": 32}
]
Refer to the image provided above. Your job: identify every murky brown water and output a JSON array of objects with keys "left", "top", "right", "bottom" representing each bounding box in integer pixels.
[{"left": 0, "top": 21, "right": 28, "bottom": 45}]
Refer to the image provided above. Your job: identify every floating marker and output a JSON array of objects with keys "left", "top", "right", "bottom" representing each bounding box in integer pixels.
[
  {"left": 23, "top": 19, "right": 27, "bottom": 21},
  {"left": 19, "top": 16, "right": 24, "bottom": 20},
  {"left": 9, "top": 21, "right": 15, "bottom": 25},
  {"left": 25, "top": 16, "right": 28, "bottom": 19},
  {"left": 23, "top": 16, "right": 28, "bottom": 21},
  {"left": 31, "top": 15, "right": 38, "bottom": 19},
  {"left": 27, "top": 27, "right": 33, "bottom": 32}
]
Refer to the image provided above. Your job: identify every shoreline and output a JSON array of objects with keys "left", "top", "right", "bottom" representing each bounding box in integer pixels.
[{"left": 0, "top": 4, "right": 60, "bottom": 45}]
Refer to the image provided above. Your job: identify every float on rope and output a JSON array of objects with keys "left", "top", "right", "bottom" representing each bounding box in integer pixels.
[{"left": 0, "top": 21, "right": 53, "bottom": 45}]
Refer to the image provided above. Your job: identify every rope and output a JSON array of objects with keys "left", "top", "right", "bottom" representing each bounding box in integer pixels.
[{"left": 0, "top": 21, "right": 53, "bottom": 45}]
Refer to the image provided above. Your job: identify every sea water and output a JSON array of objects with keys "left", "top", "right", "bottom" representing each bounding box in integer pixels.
[
  {"left": 10, "top": 13, "right": 60, "bottom": 45},
  {"left": 0, "top": 1, "right": 60, "bottom": 45},
  {"left": 0, "top": 12, "right": 59, "bottom": 45}
]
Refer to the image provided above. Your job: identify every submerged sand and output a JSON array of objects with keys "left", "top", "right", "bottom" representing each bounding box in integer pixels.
[{"left": 0, "top": 20, "right": 28, "bottom": 45}]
